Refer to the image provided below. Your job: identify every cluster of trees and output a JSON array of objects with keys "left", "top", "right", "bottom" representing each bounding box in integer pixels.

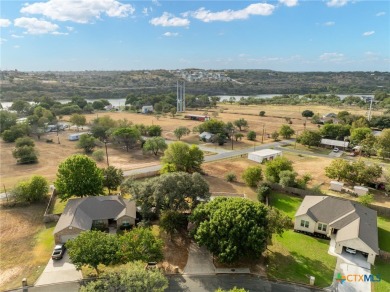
[
  {"left": 325, "top": 159, "right": 382, "bottom": 185},
  {"left": 54, "top": 155, "right": 124, "bottom": 200},
  {"left": 190, "top": 197, "right": 290, "bottom": 263},
  {"left": 12, "top": 137, "right": 39, "bottom": 164},
  {"left": 66, "top": 228, "right": 163, "bottom": 275},
  {"left": 11, "top": 175, "right": 49, "bottom": 203}
]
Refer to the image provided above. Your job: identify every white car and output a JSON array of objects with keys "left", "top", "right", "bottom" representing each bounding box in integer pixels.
[
  {"left": 333, "top": 148, "right": 339, "bottom": 153},
  {"left": 345, "top": 247, "right": 356, "bottom": 254}
]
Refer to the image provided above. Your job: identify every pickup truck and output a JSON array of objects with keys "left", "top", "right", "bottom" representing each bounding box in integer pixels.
[{"left": 51, "top": 244, "right": 66, "bottom": 260}]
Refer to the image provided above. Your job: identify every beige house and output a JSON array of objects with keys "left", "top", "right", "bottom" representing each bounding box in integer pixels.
[
  {"left": 54, "top": 195, "right": 136, "bottom": 243},
  {"left": 294, "top": 196, "right": 378, "bottom": 264}
]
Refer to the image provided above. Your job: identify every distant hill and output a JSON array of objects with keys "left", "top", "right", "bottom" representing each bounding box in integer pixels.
[{"left": 0, "top": 70, "right": 388, "bottom": 101}]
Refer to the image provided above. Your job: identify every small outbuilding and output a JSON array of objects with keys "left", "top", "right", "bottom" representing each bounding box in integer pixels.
[
  {"left": 321, "top": 139, "right": 349, "bottom": 149},
  {"left": 354, "top": 186, "right": 369, "bottom": 196},
  {"left": 199, "top": 132, "right": 214, "bottom": 142},
  {"left": 248, "top": 149, "right": 282, "bottom": 163},
  {"left": 68, "top": 132, "right": 89, "bottom": 141},
  {"left": 330, "top": 181, "right": 344, "bottom": 192},
  {"left": 141, "top": 105, "right": 154, "bottom": 114},
  {"left": 184, "top": 114, "right": 210, "bottom": 122}
]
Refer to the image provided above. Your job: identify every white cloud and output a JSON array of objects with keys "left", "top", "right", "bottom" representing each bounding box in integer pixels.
[
  {"left": 376, "top": 12, "right": 386, "bottom": 17},
  {"left": 279, "top": 0, "right": 298, "bottom": 7},
  {"left": 52, "top": 31, "right": 69, "bottom": 35},
  {"left": 0, "top": 38, "right": 7, "bottom": 44},
  {"left": 150, "top": 12, "right": 189, "bottom": 27},
  {"left": 326, "top": 0, "right": 349, "bottom": 7},
  {"left": 14, "top": 45, "right": 21, "bottom": 49},
  {"left": 66, "top": 26, "right": 74, "bottom": 31},
  {"left": 20, "top": 0, "right": 135, "bottom": 24},
  {"left": 320, "top": 52, "right": 344, "bottom": 62},
  {"left": 163, "top": 32, "right": 179, "bottom": 37},
  {"left": 14, "top": 17, "right": 59, "bottom": 34},
  {"left": 0, "top": 18, "right": 11, "bottom": 27},
  {"left": 323, "top": 21, "right": 335, "bottom": 26},
  {"left": 363, "top": 31, "right": 375, "bottom": 36},
  {"left": 152, "top": 0, "right": 161, "bottom": 6},
  {"left": 185, "top": 3, "right": 275, "bottom": 22},
  {"left": 12, "top": 34, "right": 24, "bottom": 38}
]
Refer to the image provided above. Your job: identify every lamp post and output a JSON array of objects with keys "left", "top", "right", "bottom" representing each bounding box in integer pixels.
[{"left": 103, "top": 139, "right": 109, "bottom": 166}]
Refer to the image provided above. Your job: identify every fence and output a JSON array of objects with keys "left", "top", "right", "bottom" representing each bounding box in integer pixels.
[{"left": 43, "top": 188, "right": 61, "bottom": 223}]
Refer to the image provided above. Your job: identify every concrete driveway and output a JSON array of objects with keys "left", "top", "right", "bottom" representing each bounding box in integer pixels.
[
  {"left": 35, "top": 252, "right": 82, "bottom": 286},
  {"left": 183, "top": 241, "right": 215, "bottom": 275}
]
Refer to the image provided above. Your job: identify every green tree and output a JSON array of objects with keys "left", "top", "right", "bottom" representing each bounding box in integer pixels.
[
  {"left": 234, "top": 132, "right": 244, "bottom": 141},
  {"left": 298, "top": 130, "right": 321, "bottom": 148},
  {"left": 170, "top": 107, "right": 177, "bottom": 118},
  {"left": 92, "top": 149, "right": 105, "bottom": 162},
  {"left": 233, "top": 118, "right": 248, "bottom": 131},
  {"left": 376, "top": 129, "right": 390, "bottom": 159},
  {"left": 174, "top": 126, "right": 190, "bottom": 140},
  {"left": 265, "top": 156, "right": 293, "bottom": 183},
  {"left": 279, "top": 125, "right": 295, "bottom": 139},
  {"left": 92, "top": 100, "right": 105, "bottom": 110},
  {"left": 143, "top": 137, "right": 167, "bottom": 155},
  {"left": 256, "top": 183, "right": 271, "bottom": 203},
  {"left": 216, "top": 287, "right": 247, "bottom": 292},
  {"left": 103, "top": 166, "right": 124, "bottom": 194},
  {"left": 69, "top": 113, "right": 86, "bottom": 131},
  {"left": 279, "top": 170, "right": 298, "bottom": 187},
  {"left": 159, "top": 210, "right": 188, "bottom": 240},
  {"left": 79, "top": 262, "right": 168, "bottom": 292},
  {"left": 301, "top": 110, "right": 314, "bottom": 118},
  {"left": 11, "top": 175, "right": 49, "bottom": 203},
  {"left": 190, "top": 197, "right": 286, "bottom": 263},
  {"left": 15, "top": 137, "right": 35, "bottom": 148},
  {"left": 271, "top": 131, "right": 279, "bottom": 141},
  {"left": 2, "top": 124, "right": 27, "bottom": 142},
  {"left": 247, "top": 131, "right": 256, "bottom": 141},
  {"left": 325, "top": 159, "right": 350, "bottom": 181},
  {"left": 229, "top": 96, "right": 236, "bottom": 104},
  {"left": 12, "top": 145, "right": 39, "bottom": 164},
  {"left": 148, "top": 125, "right": 162, "bottom": 137},
  {"left": 77, "top": 134, "right": 96, "bottom": 154},
  {"left": 131, "top": 172, "right": 210, "bottom": 217},
  {"left": 259, "top": 111, "right": 265, "bottom": 117},
  {"left": 91, "top": 116, "right": 117, "bottom": 140},
  {"left": 112, "top": 127, "right": 141, "bottom": 152},
  {"left": 350, "top": 127, "right": 372, "bottom": 145},
  {"left": 118, "top": 227, "right": 164, "bottom": 263},
  {"left": 161, "top": 142, "right": 204, "bottom": 173},
  {"left": 358, "top": 194, "right": 374, "bottom": 207},
  {"left": 242, "top": 166, "right": 263, "bottom": 187},
  {"left": 10, "top": 100, "right": 31, "bottom": 114},
  {"left": 360, "top": 133, "right": 377, "bottom": 157},
  {"left": 320, "top": 124, "right": 350, "bottom": 140},
  {"left": 0, "top": 110, "right": 17, "bottom": 133},
  {"left": 66, "top": 230, "right": 120, "bottom": 275},
  {"left": 55, "top": 154, "right": 104, "bottom": 200},
  {"left": 196, "top": 119, "right": 226, "bottom": 134}
]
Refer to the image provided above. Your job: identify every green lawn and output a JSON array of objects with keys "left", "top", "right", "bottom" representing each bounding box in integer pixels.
[
  {"left": 53, "top": 198, "right": 67, "bottom": 214},
  {"left": 372, "top": 258, "right": 390, "bottom": 292},
  {"left": 378, "top": 216, "right": 390, "bottom": 253},
  {"left": 267, "top": 230, "right": 336, "bottom": 288},
  {"left": 269, "top": 192, "right": 302, "bottom": 218}
]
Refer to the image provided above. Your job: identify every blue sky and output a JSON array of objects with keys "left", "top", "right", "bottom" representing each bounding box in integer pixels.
[{"left": 0, "top": 0, "right": 389, "bottom": 71}]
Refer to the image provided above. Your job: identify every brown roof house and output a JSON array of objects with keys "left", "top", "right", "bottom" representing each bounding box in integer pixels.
[
  {"left": 54, "top": 195, "right": 136, "bottom": 243},
  {"left": 294, "top": 196, "right": 378, "bottom": 265}
]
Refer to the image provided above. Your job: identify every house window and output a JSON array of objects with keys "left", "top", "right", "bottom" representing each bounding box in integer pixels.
[
  {"left": 318, "top": 223, "right": 327, "bottom": 231},
  {"left": 300, "top": 220, "right": 309, "bottom": 228}
]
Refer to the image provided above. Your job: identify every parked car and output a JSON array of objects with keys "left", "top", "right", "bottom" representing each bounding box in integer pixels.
[
  {"left": 345, "top": 247, "right": 356, "bottom": 254},
  {"left": 51, "top": 244, "right": 66, "bottom": 260},
  {"left": 333, "top": 148, "right": 339, "bottom": 153}
]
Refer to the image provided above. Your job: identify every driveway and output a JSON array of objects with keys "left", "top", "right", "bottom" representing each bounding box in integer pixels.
[
  {"left": 183, "top": 241, "right": 215, "bottom": 275},
  {"left": 35, "top": 252, "right": 82, "bottom": 286}
]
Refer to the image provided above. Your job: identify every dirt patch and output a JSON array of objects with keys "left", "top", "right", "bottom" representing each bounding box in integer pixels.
[{"left": 159, "top": 232, "right": 191, "bottom": 273}]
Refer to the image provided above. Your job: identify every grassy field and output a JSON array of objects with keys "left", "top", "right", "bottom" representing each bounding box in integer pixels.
[
  {"left": 372, "top": 258, "right": 390, "bottom": 292},
  {"left": 0, "top": 204, "right": 55, "bottom": 290},
  {"left": 378, "top": 216, "right": 390, "bottom": 253},
  {"left": 269, "top": 192, "right": 302, "bottom": 218},
  {"left": 266, "top": 231, "right": 336, "bottom": 288}
]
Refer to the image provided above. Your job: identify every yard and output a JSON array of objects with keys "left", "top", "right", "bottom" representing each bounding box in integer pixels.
[
  {"left": 378, "top": 216, "right": 390, "bottom": 253},
  {"left": 0, "top": 203, "right": 55, "bottom": 291},
  {"left": 372, "top": 258, "right": 390, "bottom": 292}
]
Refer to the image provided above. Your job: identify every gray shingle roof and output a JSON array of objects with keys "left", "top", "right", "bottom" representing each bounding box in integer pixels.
[
  {"left": 295, "top": 196, "right": 378, "bottom": 253},
  {"left": 54, "top": 195, "right": 136, "bottom": 234}
]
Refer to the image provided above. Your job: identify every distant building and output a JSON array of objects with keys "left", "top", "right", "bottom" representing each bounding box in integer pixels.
[
  {"left": 68, "top": 132, "right": 89, "bottom": 141},
  {"left": 184, "top": 114, "right": 210, "bottom": 122},
  {"left": 199, "top": 132, "right": 214, "bottom": 142},
  {"left": 320, "top": 139, "right": 349, "bottom": 149},
  {"left": 141, "top": 105, "right": 154, "bottom": 114},
  {"left": 248, "top": 149, "right": 282, "bottom": 163}
]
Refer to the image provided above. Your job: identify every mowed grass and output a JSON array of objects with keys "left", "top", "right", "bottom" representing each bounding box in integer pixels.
[
  {"left": 269, "top": 192, "right": 302, "bottom": 218},
  {"left": 267, "top": 191, "right": 335, "bottom": 287},
  {"left": 53, "top": 198, "right": 67, "bottom": 214},
  {"left": 378, "top": 216, "right": 390, "bottom": 253},
  {"left": 372, "top": 258, "right": 390, "bottom": 292},
  {"left": 266, "top": 231, "right": 336, "bottom": 288}
]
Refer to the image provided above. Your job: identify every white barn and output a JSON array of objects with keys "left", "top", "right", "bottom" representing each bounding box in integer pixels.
[{"left": 248, "top": 149, "right": 282, "bottom": 163}]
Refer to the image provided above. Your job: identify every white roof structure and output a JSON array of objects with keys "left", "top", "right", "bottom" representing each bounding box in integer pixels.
[
  {"left": 330, "top": 181, "right": 344, "bottom": 186},
  {"left": 250, "top": 149, "right": 281, "bottom": 157},
  {"left": 321, "top": 139, "right": 349, "bottom": 148},
  {"left": 199, "top": 132, "right": 214, "bottom": 140}
]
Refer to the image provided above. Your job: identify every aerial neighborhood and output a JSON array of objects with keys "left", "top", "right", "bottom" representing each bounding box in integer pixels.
[{"left": 0, "top": 69, "right": 389, "bottom": 292}]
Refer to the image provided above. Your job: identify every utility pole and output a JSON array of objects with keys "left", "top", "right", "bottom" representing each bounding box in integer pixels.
[
  {"left": 231, "top": 129, "right": 234, "bottom": 150},
  {"left": 104, "top": 140, "right": 109, "bottom": 166},
  {"left": 261, "top": 124, "right": 265, "bottom": 143},
  {"left": 368, "top": 97, "right": 374, "bottom": 121}
]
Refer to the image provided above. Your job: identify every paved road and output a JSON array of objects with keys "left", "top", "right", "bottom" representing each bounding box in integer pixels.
[
  {"left": 167, "top": 274, "right": 322, "bottom": 292},
  {"left": 183, "top": 241, "right": 215, "bottom": 274}
]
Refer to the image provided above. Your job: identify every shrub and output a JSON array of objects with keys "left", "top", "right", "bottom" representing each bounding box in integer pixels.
[
  {"left": 92, "top": 149, "right": 105, "bottom": 162},
  {"left": 11, "top": 175, "right": 49, "bottom": 203},
  {"left": 242, "top": 166, "right": 263, "bottom": 187},
  {"left": 259, "top": 111, "right": 265, "bottom": 117},
  {"left": 12, "top": 145, "right": 39, "bottom": 164},
  {"left": 225, "top": 172, "right": 237, "bottom": 182},
  {"left": 247, "top": 131, "right": 256, "bottom": 141},
  {"left": 256, "top": 183, "right": 271, "bottom": 203},
  {"left": 358, "top": 194, "right": 374, "bottom": 206},
  {"left": 15, "top": 137, "right": 35, "bottom": 147}
]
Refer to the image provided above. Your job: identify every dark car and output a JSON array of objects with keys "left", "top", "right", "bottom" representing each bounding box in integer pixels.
[{"left": 51, "top": 244, "right": 66, "bottom": 260}]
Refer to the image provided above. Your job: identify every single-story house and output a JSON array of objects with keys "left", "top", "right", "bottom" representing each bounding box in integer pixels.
[
  {"left": 68, "top": 132, "right": 89, "bottom": 141},
  {"left": 184, "top": 114, "right": 210, "bottom": 122},
  {"left": 321, "top": 139, "right": 349, "bottom": 149},
  {"left": 294, "top": 196, "right": 378, "bottom": 264},
  {"left": 248, "top": 149, "right": 282, "bottom": 163},
  {"left": 141, "top": 105, "right": 154, "bottom": 114},
  {"left": 199, "top": 132, "right": 214, "bottom": 142},
  {"left": 54, "top": 195, "right": 136, "bottom": 243},
  {"left": 329, "top": 181, "right": 344, "bottom": 192},
  {"left": 320, "top": 113, "right": 338, "bottom": 124}
]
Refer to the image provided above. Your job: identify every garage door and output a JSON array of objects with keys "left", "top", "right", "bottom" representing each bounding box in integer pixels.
[{"left": 60, "top": 234, "right": 78, "bottom": 243}]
